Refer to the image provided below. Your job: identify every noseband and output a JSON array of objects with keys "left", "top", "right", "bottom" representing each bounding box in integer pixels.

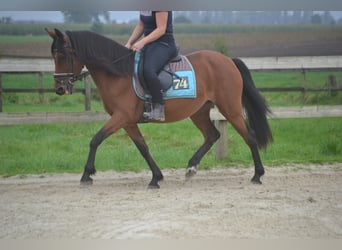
[
  {"left": 53, "top": 36, "right": 88, "bottom": 94},
  {"left": 54, "top": 72, "right": 88, "bottom": 94}
]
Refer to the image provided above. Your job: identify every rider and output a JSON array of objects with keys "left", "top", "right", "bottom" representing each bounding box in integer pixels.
[{"left": 125, "top": 11, "right": 177, "bottom": 121}]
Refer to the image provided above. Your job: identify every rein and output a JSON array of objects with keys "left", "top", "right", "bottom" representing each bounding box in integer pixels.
[{"left": 111, "top": 50, "right": 135, "bottom": 64}]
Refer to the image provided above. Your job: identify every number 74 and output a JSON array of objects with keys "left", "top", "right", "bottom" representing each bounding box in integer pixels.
[{"left": 173, "top": 77, "right": 189, "bottom": 90}]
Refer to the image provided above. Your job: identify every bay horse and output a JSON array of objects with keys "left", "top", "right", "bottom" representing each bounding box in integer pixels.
[{"left": 46, "top": 28, "right": 273, "bottom": 188}]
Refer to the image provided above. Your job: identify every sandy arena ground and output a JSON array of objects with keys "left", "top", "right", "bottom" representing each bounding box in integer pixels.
[{"left": 0, "top": 164, "right": 341, "bottom": 239}]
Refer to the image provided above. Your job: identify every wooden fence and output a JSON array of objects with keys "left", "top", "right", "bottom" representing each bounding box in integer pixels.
[
  {"left": 1, "top": 56, "right": 341, "bottom": 159},
  {"left": 1, "top": 56, "right": 342, "bottom": 112},
  {"left": 1, "top": 105, "right": 340, "bottom": 126}
]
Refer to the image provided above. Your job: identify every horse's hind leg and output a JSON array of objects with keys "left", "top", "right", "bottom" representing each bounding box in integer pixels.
[
  {"left": 186, "top": 102, "right": 220, "bottom": 179},
  {"left": 219, "top": 108, "right": 265, "bottom": 184},
  {"left": 247, "top": 128, "right": 265, "bottom": 184},
  {"left": 124, "top": 124, "right": 164, "bottom": 188}
]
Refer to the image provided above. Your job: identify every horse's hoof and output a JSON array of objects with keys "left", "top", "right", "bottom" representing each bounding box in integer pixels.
[
  {"left": 251, "top": 175, "right": 262, "bottom": 184},
  {"left": 148, "top": 175, "right": 163, "bottom": 189},
  {"left": 80, "top": 176, "right": 93, "bottom": 185},
  {"left": 185, "top": 165, "right": 198, "bottom": 180},
  {"left": 148, "top": 180, "right": 160, "bottom": 189},
  {"left": 148, "top": 183, "right": 160, "bottom": 189}
]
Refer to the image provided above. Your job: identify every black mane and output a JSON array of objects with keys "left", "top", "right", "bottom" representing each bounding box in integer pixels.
[{"left": 66, "top": 30, "right": 134, "bottom": 76}]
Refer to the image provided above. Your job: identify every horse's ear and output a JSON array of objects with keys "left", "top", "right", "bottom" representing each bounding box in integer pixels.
[
  {"left": 45, "top": 28, "right": 55, "bottom": 39},
  {"left": 54, "top": 28, "right": 66, "bottom": 43}
]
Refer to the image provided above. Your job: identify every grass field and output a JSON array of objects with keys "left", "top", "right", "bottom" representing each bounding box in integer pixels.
[{"left": 0, "top": 117, "right": 341, "bottom": 177}]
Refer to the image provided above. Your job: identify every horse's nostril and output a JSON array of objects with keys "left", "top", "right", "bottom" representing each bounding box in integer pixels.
[{"left": 56, "top": 87, "right": 65, "bottom": 95}]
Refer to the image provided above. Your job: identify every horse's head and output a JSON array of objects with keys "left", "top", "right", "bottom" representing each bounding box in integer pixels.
[{"left": 46, "top": 28, "right": 84, "bottom": 95}]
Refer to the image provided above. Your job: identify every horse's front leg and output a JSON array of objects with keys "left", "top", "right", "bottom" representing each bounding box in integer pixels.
[
  {"left": 80, "top": 127, "right": 108, "bottom": 185},
  {"left": 124, "top": 124, "right": 163, "bottom": 188}
]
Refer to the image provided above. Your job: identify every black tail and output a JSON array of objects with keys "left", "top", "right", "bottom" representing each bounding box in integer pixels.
[{"left": 232, "top": 58, "right": 273, "bottom": 149}]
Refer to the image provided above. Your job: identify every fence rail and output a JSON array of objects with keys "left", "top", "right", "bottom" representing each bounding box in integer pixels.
[
  {"left": 1, "top": 106, "right": 341, "bottom": 126},
  {"left": 1, "top": 56, "right": 342, "bottom": 112},
  {"left": 1, "top": 56, "right": 342, "bottom": 72}
]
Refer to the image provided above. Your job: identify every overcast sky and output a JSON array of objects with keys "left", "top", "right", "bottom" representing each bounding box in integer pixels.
[
  {"left": 0, "top": 11, "right": 138, "bottom": 23},
  {"left": 0, "top": 11, "right": 341, "bottom": 23}
]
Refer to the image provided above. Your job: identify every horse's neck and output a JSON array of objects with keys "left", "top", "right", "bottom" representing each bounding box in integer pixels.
[
  {"left": 86, "top": 66, "right": 129, "bottom": 93},
  {"left": 86, "top": 65, "right": 139, "bottom": 116},
  {"left": 87, "top": 67, "right": 110, "bottom": 87}
]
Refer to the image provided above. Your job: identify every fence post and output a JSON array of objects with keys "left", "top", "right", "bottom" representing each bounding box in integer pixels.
[
  {"left": 214, "top": 120, "right": 228, "bottom": 160},
  {"left": 301, "top": 69, "right": 307, "bottom": 103},
  {"left": 84, "top": 74, "right": 91, "bottom": 111},
  {"left": 0, "top": 73, "right": 2, "bottom": 112},
  {"left": 38, "top": 72, "right": 44, "bottom": 103},
  {"left": 328, "top": 74, "right": 338, "bottom": 97}
]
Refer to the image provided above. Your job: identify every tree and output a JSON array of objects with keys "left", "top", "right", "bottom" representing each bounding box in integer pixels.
[
  {"left": 62, "top": 11, "right": 110, "bottom": 23},
  {"left": 322, "top": 11, "right": 335, "bottom": 25},
  {"left": 302, "top": 11, "right": 314, "bottom": 24},
  {"left": 174, "top": 15, "right": 192, "bottom": 24},
  {"left": 311, "top": 14, "right": 322, "bottom": 24},
  {"left": 0, "top": 16, "right": 12, "bottom": 23}
]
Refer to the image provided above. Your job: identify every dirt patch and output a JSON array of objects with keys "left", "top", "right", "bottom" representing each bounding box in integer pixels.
[
  {"left": 0, "top": 42, "right": 51, "bottom": 58},
  {"left": 229, "top": 39, "right": 342, "bottom": 57},
  {"left": 0, "top": 164, "right": 341, "bottom": 239},
  {"left": 1, "top": 36, "right": 342, "bottom": 58}
]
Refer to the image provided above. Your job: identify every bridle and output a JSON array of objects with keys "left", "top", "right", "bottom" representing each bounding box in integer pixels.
[
  {"left": 52, "top": 32, "right": 134, "bottom": 95},
  {"left": 53, "top": 35, "right": 88, "bottom": 94}
]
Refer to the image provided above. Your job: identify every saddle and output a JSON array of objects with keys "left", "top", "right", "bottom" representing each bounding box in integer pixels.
[{"left": 133, "top": 50, "right": 197, "bottom": 101}]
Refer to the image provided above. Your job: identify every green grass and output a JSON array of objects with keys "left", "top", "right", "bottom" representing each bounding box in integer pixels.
[
  {"left": 0, "top": 118, "right": 341, "bottom": 177},
  {"left": 225, "top": 118, "right": 342, "bottom": 166},
  {"left": 3, "top": 93, "right": 104, "bottom": 112}
]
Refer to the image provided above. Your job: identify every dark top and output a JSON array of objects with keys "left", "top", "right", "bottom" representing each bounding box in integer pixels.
[{"left": 140, "top": 11, "right": 173, "bottom": 36}]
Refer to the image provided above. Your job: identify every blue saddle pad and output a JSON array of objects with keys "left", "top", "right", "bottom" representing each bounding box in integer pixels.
[{"left": 133, "top": 51, "right": 197, "bottom": 100}]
